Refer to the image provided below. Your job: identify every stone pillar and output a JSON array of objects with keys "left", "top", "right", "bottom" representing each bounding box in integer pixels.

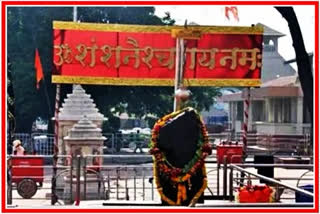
[
  {"left": 265, "top": 98, "right": 273, "bottom": 123},
  {"left": 248, "top": 100, "right": 253, "bottom": 131},
  {"left": 231, "top": 102, "right": 236, "bottom": 132},
  {"left": 296, "top": 97, "right": 304, "bottom": 134},
  {"left": 273, "top": 38, "right": 278, "bottom": 51}
]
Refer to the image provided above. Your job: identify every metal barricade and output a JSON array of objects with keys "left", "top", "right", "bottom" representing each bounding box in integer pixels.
[
  {"left": 82, "top": 154, "right": 156, "bottom": 203},
  {"left": 106, "top": 133, "right": 151, "bottom": 154},
  {"left": 227, "top": 163, "right": 314, "bottom": 204},
  {"left": 31, "top": 133, "right": 55, "bottom": 155}
]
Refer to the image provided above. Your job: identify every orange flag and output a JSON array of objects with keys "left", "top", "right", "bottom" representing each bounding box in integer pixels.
[
  {"left": 34, "top": 48, "right": 44, "bottom": 89},
  {"left": 225, "top": 6, "right": 239, "bottom": 22}
]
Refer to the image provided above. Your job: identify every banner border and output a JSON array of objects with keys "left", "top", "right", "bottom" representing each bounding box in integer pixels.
[
  {"left": 53, "top": 20, "right": 264, "bottom": 35},
  {"left": 52, "top": 75, "right": 261, "bottom": 87}
]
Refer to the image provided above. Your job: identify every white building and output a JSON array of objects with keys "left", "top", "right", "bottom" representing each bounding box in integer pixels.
[{"left": 219, "top": 23, "right": 312, "bottom": 135}]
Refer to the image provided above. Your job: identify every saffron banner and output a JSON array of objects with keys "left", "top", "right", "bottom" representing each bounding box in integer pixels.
[{"left": 52, "top": 21, "right": 263, "bottom": 87}]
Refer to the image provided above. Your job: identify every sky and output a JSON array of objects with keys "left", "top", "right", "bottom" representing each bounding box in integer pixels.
[{"left": 154, "top": 5, "right": 315, "bottom": 67}]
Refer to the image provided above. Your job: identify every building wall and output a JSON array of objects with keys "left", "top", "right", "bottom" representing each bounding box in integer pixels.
[
  {"left": 252, "top": 122, "right": 310, "bottom": 135},
  {"left": 229, "top": 97, "right": 307, "bottom": 135},
  {"left": 253, "top": 122, "right": 297, "bottom": 134}
]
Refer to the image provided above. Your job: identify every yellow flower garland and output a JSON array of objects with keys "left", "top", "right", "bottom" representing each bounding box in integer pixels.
[{"left": 150, "top": 107, "right": 211, "bottom": 206}]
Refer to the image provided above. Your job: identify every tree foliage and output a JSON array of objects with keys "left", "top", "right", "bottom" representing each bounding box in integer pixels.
[
  {"left": 7, "top": 7, "right": 220, "bottom": 133},
  {"left": 7, "top": 7, "right": 73, "bottom": 132}
]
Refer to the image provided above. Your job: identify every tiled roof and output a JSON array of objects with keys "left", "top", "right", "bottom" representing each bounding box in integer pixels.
[{"left": 262, "top": 75, "right": 299, "bottom": 87}]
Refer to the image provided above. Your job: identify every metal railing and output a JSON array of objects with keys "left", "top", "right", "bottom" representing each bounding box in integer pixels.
[
  {"left": 82, "top": 154, "right": 156, "bottom": 203},
  {"left": 6, "top": 153, "right": 314, "bottom": 207},
  {"left": 31, "top": 133, "right": 55, "bottom": 155},
  {"left": 227, "top": 162, "right": 314, "bottom": 206},
  {"left": 8, "top": 132, "right": 312, "bottom": 157},
  {"left": 111, "top": 133, "right": 151, "bottom": 153},
  {"left": 7, "top": 154, "right": 218, "bottom": 206}
]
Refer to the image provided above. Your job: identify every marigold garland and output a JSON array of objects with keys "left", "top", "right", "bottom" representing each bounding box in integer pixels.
[{"left": 149, "top": 107, "right": 212, "bottom": 206}]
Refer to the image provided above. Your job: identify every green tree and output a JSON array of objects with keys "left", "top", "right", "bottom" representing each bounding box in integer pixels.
[
  {"left": 7, "top": 7, "right": 73, "bottom": 132},
  {"left": 7, "top": 7, "right": 220, "bottom": 133}
]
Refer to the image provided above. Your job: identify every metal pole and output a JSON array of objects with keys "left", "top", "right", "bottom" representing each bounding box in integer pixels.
[
  {"left": 107, "top": 171, "right": 110, "bottom": 200},
  {"left": 151, "top": 177, "right": 154, "bottom": 201},
  {"left": 51, "top": 84, "right": 60, "bottom": 205},
  {"left": 229, "top": 167, "right": 233, "bottom": 201},
  {"left": 7, "top": 158, "right": 12, "bottom": 205},
  {"left": 134, "top": 169, "right": 136, "bottom": 200},
  {"left": 230, "top": 164, "right": 314, "bottom": 198},
  {"left": 231, "top": 163, "right": 313, "bottom": 169},
  {"left": 125, "top": 168, "right": 128, "bottom": 200},
  {"left": 98, "top": 172, "right": 101, "bottom": 200},
  {"left": 142, "top": 167, "right": 145, "bottom": 200},
  {"left": 69, "top": 157, "right": 73, "bottom": 204},
  {"left": 223, "top": 156, "right": 227, "bottom": 199},
  {"left": 83, "top": 157, "right": 87, "bottom": 200},
  {"left": 217, "top": 163, "right": 220, "bottom": 195},
  {"left": 69, "top": 6, "right": 78, "bottom": 205},
  {"left": 116, "top": 168, "right": 119, "bottom": 200},
  {"left": 75, "top": 155, "right": 81, "bottom": 206},
  {"left": 173, "top": 38, "right": 181, "bottom": 111},
  {"left": 73, "top": 6, "right": 77, "bottom": 22},
  {"left": 179, "top": 38, "right": 185, "bottom": 84},
  {"left": 242, "top": 87, "right": 250, "bottom": 158},
  {"left": 173, "top": 38, "right": 186, "bottom": 112}
]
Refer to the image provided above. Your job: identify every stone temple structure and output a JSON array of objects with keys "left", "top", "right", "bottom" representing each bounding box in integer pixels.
[
  {"left": 61, "top": 115, "right": 106, "bottom": 201},
  {"left": 57, "top": 85, "right": 105, "bottom": 158},
  {"left": 64, "top": 115, "right": 106, "bottom": 168}
]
